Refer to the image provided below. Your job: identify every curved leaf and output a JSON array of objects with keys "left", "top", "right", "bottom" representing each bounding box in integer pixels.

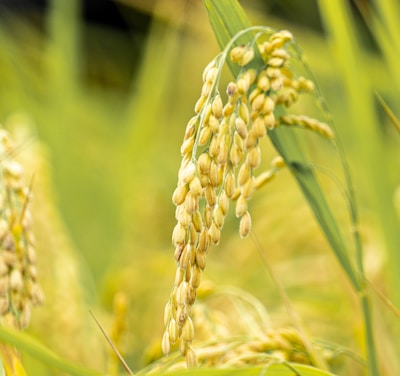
[
  {"left": 0, "top": 326, "right": 103, "bottom": 376},
  {"left": 203, "top": 0, "right": 360, "bottom": 290}
]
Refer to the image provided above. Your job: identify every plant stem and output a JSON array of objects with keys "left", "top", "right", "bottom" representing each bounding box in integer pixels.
[{"left": 360, "top": 293, "right": 380, "bottom": 376}]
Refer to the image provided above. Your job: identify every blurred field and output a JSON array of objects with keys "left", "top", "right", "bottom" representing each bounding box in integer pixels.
[{"left": 0, "top": 0, "right": 399, "bottom": 375}]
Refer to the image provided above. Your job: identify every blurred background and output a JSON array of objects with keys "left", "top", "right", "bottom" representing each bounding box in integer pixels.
[{"left": 0, "top": 0, "right": 399, "bottom": 375}]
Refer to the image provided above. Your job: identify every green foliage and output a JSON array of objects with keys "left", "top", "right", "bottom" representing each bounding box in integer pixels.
[{"left": 0, "top": 0, "right": 399, "bottom": 375}]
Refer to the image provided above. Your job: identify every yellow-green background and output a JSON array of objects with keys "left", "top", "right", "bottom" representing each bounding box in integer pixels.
[{"left": 0, "top": 0, "right": 399, "bottom": 374}]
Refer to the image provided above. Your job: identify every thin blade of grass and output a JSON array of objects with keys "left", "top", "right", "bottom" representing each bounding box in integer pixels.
[
  {"left": 203, "top": 0, "right": 360, "bottom": 290},
  {"left": 376, "top": 93, "right": 400, "bottom": 134},
  {"left": 89, "top": 310, "right": 134, "bottom": 376},
  {"left": 0, "top": 326, "right": 103, "bottom": 376}
]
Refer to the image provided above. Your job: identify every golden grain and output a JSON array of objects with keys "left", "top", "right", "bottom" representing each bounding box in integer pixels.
[
  {"left": 209, "top": 222, "right": 221, "bottom": 245},
  {"left": 198, "top": 126, "right": 212, "bottom": 146},
  {"left": 229, "top": 144, "right": 243, "bottom": 167},
  {"left": 180, "top": 136, "right": 195, "bottom": 155},
  {"left": 224, "top": 170, "right": 236, "bottom": 199},
  {"left": 174, "top": 267, "right": 185, "bottom": 286},
  {"left": 176, "top": 282, "right": 189, "bottom": 305},
  {"left": 177, "top": 305, "right": 188, "bottom": 326},
  {"left": 188, "top": 224, "right": 198, "bottom": 245},
  {"left": 238, "top": 163, "right": 251, "bottom": 187},
  {"left": 189, "top": 176, "right": 203, "bottom": 197},
  {"left": 172, "top": 184, "right": 188, "bottom": 206},
  {"left": 251, "top": 93, "right": 266, "bottom": 113},
  {"left": 192, "top": 210, "right": 203, "bottom": 232},
  {"left": 168, "top": 318, "right": 179, "bottom": 344},
  {"left": 204, "top": 205, "right": 213, "bottom": 228},
  {"left": 162, "top": 331, "right": 171, "bottom": 355},
  {"left": 197, "top": 153, "right": 212, "bottom": 174},
  {"left": 179, "top": 162, "right": 196, "bottom": 184},
  {"left": 213, "top": 206, "right": 225, "bottom": 229},
  {"left": 182, "top": 317, "right": 195, "bottom": 343},
  {"left": 176, "top": 206, "right": 191, "bottom": 227},
  {"left": 235, "top": 194, "right": 248, "bottom": 218},
  {"left": 241, "top": 176, "right": 255, "bottom": 199},
  {"left": 194, "top": 96, "right": 207, "bottom": 114},
  {"left": 172, "top": 223, "right": 186, "bottom": 246},
  {"left": 234, "top": 118, "right": 247, "bottom": 140},
  {"left": 208, "top": 115, "right": 219, "bottom": 133},
  {"left": 209, "top": 160, "right": 219, "bottom": 186},
  {"left": 245, "top": 129, "right": 258, "bottom": 149},
  {"left": 195, "top": 251, "right": 207, "bottom": 271},
  {"left": 246, "top": 146, "right": 261, "bottom": 168},
  {"left": 204, "top": 185, "right": 217, "bottom": 207},
  {"left": 264, "top": 112, "right": 276, "bottom": 130},
  {"left": 218, "top": 190, "right": 230, "bottom": 215},
  {"left": 180, "top": 245, "right": 192, "bottom": 269},
  {"left": 262, "top": 96, "right": 275, "bottom": 114},
  {"left": 190, "top": 266, "right": 202, "bottom": 289},
  {"left": 208, "top": 136, "right": 219, "bottom": 158},
  {"left": 251, "top": 116, "right": 267, "bottom": 138},
  {"left": 241, "top": 49, "right": 255, "bottom": 66},
  {"left": 230, "top": 45, "right": 247, "bottom": 64},
  {"left": 184, "top": 192, "right": 198, "bottom": 213},
  {"left": 217, "top": 137, "right": 230, "bottom": 165},
  {"left": 271, "top": 156, "right": 285, "bottom": 168}
]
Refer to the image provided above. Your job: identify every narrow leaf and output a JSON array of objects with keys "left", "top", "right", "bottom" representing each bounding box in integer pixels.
[{"left": 376, "top": 93, "right": 400, "bottom": 134}]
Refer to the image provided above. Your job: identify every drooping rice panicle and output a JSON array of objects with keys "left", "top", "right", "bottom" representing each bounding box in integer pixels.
[{"left": 162, "top": 28, "right": 334, "bottom": 366}]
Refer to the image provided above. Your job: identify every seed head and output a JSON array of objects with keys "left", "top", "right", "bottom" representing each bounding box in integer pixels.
[
  {"left": 0, "top": 129, "right": 44, "bottom": 330},
  {"left": 164, "top": 27, "right": 334, "bottom": 366}
]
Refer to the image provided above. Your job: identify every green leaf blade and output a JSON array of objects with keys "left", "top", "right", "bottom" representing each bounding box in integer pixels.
[{"left": 203, "top": 0, "right": 360, "bottom": 290}]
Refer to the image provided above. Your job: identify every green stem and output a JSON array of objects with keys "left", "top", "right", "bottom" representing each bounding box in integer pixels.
[{"left": 361, "top": 293, "right": 380, "bottom": 376}]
